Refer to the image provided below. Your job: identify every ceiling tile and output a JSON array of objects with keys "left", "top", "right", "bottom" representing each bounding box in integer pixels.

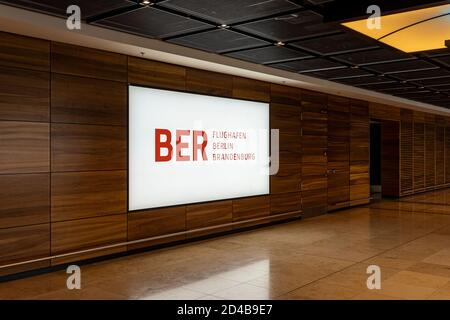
[
  {"left": 413, "top": 77, "right": 450, "bottom": 86},
  {"left": 235, "top": 10, "right": 337, "bottom": 42},
  {"left": 95, "top": 7, "right": 211, "bottom": 39},
  {"left": 169, "top": 29, "right": 269, "bottom": 53},
  {"left": 0, "top": 0, "right": 134, "bottom": 19},
  {"left": 433, "top": 55, "right": 450, "bottom": 68},
  {"left": 334, "top": 48, "right": 415, "bottom": 66},
  {"left": 365, "top": 60, "right": 438, "bottom": 74},
  {"left": 336, "top": 75, "right": 394, "bottom": 86},
  {"left": 307, "top": 67, "right": 373, "bottom": 79},
  {"left": 357, "top": 82, "right": 407, "bottom": 91},
  {"left": 291, "top": 32, "right": 378, "bottom": 55},
  {"left": 391, "top": 69, "right": 450, "bottom": 81},
  {"left": 271, "top": 57, "right": 345, "bottom": 73},
  {"left": 226, "top": 46, "right": 311, "bottom": 64},
  {"left": 159, "top": 0, "right": 301, "bottom": 25}
]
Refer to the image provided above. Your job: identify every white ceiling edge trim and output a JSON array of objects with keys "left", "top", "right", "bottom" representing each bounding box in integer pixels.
[{"left": 0, "top": 4, "right": 448, "bottom": 116}]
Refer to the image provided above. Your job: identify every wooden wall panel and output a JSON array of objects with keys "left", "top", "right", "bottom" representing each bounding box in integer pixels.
[
  {"left": 381, "top": 121, "right": 400, "bottom": 197},
  {"left": 271, "top": 163, "right": 301, "bottom": 194},
  {"left": 270, "top": 84, "right": 301, "bottom": 106},
  {"left": 0, "top": 31, "right": 49, "bottom": 71},
  {"left": 51, "top": 74, "right": 127, "bottom": 126},
  {"left": 436, "top": 126, "right": 445, "bottom": 186},
  {"left": 233, "top": 77, "right": 270, "bottom": 102},
  {"left": 370, "top": 103, "right": 401, "bottom": 121},
  {"left": 51, "top": 124, "right": 126, "bottom": 172},
  {"left": 327, "top": 96, "right": 350, "bottom": 210},
  {"left": 128, "top": 57, "right": 186, "bottom": 91},
  {"left": 0, "top": 224, "right": 50, "bottom": 268},
  {"left": 51, "top": 42, "right": 127, "bottom": 82},
  {"left": 425, "top": 123, "right": 436, "bottom": 189},
  {"left": 186, "top": 68, "right": 233, "bottom": 97},
  {"left": 0, "top": 66, "right": 49, "bottom": 122},
  {"left": 0, "top": 121, "right": 49, "bottom": 174},
  {"left": 51, "top": 171, "right": 126, "bottom": 222},
  {"left": 279, "top": 134, "right": 302, "bottom": 164},
  {"left": 400, "top": 110, "right": 414, "bottom": 194},
  {"left": 128, "top": 206, "right": 186, "bottom": 250},
  {"left": 271, "top": 192, "right": 302, "bottom": 215},
  {"left": 301, "top": 91, "right": 327, "bottom": 214},
  {"left": 271, "top": 103, "right": 302, "bottom": 136},
  {"left": 233, "top": 196, "right": 270, "bottom": 221},
  {"left": 186, "top": 201, "right": 232, "bottom": 231},
  {"left": 350, "top": 100, "right": 369, "bottom": 203},
  {"left": 447, "top": 126, "right": 450, "bottom": 184},
  {"left": 414, "top": 122, "right": 425, "bottom": 191},
  {"left": 0, "top": 174, "right": 49, "bottom": 229},
  {"left": 51, "top": 214, "right": 127, "bottom": 264}
]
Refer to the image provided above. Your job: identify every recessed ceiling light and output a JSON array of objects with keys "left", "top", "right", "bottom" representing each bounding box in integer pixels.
[
  {"left": 141, "top": 0, "right": 152, "bottom": 5},
  {"left": 342, "top": 4, "right": 450, "bottom": 53},
  {"left": 351, "top": 65, "right": 359, "bottom": 69},
  {"left": 218, "top": 24, "right": 229, "bottom": 29},
  {"left": 275, "top": 41, "right": 285, "bottom": 46}
]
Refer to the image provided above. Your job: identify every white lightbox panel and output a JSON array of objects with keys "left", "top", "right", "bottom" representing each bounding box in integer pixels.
[{"left": 129, "top": 85, "right": 270, "bottom": 211}]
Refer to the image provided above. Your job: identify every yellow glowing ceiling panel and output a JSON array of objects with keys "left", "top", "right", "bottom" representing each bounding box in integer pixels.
[{"left": 342, "top": 4, "right": 450, "bottom": 52}]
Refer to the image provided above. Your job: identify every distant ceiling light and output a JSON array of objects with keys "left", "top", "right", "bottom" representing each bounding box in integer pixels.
[
  {"left": 275, "top": 41, "right": 285, "bottom": 46},
  {"left": 351, "top": 65, "right": 359, "bottom": 69},
  {"left": 218, "top": 24, "right": 229, "bottom": 29},
  {"left": 141, "top": 0, "right": 152, "bottom": 5},
  {"left": 342, "top": 4, "right": 450, "bottom": 53}
]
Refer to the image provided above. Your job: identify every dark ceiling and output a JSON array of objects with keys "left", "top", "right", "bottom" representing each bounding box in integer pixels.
[{"left": 2, "top": 0, "right": 450, "bottom": 108}]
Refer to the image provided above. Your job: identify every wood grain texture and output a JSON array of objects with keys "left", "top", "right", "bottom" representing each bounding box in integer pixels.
[
  {"left": 270, "top": 84, "right": 301, "bottom": 105},
  {"left": 302, "top": 90, "right": 328, "bottom": 212},
  {"left": 51, "top": 214, "right": 127, "bottom": 255},
  {"left": 0, "top": 223, "right": 50, "bottom": 265},
  {"left": 271, "top": 163, "right": 301, "bottom": 194},
  {"left": 436, "top": 126, "right": 445, "bottom": 186},
  {"left": 233, "top": 77, "right": 270, "bottom": 102},
  {"left": 128, "top": 206, "right": 186, "bottom": 250},
  {"left": 370, "top": 103, "right": 401, "bottom": 121},
  {"left": 327, "top": 161, "right": 350, "bottom": 206},
  {"left": 186, "top": 200, "right": 232, "bottom": 230},
  {"left": 233, "top": 196, "right": 270, "bottom": 221},
  {"left": 51, "top": 42, "right": 127, "bottom": 82},
  {"left": 270, "top": 192, "right": 301, "bottom": 215},
  {"left": 381, "top": 120, "right": 400, "bottom": 197},
  {"left": 279, "top": 134, "right": 302, "bottom": 164},
  {"left": 414, "top": 122, "right": 425, "bottom": 191},
  {"left": 51, "top": 74, "right": 127, "bottom": 125},
  {"left": 0, "top": 31, "right": 49, "bottom": 71},
  {"left": 425, "top": 123, "right": 436, "bottom": 188},
  {"left": 447, "top": 127, "right": 450, "bottom": 184},
  {"left": 186, "top": 68, "right": 233, "bottom": 97},
  {"left": 350, "top": 162, "right": 369, "bottom": 201},
  {"left": 128, "top": 57, "right": 186, "bottom": 91},
  {"left": 0, "top": 121, "right": 49, "bottom": 174},
  {"left": 0, "top": 174, "right": 49, "bottom": 229},
  {"left": 271, "top": 103, "right": 301, "bottom": 136},
  {"left": 51, "top": 123, "right": 126, "bottom": 172},
  {"left": 0, "top": 66, "right": 49, "bottom": 122},
  {"left": 400, "top": 114, "right": 414, "bottom": 194},
  {"left": 51, "top": 171, "right": 126, "bottom": 222}
]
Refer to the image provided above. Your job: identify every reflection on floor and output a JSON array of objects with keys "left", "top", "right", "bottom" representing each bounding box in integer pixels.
[{"left": 3, "top": 189, "right": 450, "bottom": 300}]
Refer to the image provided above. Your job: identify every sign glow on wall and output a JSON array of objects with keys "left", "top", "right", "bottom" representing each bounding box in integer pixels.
[{"left": 129, "top": 85, "right": 270, "bottom": 211}]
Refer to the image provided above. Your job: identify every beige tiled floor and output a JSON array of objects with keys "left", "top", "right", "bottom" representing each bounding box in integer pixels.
[{"left": 3, "top": 190, "right": 450, "bottom": 300}]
